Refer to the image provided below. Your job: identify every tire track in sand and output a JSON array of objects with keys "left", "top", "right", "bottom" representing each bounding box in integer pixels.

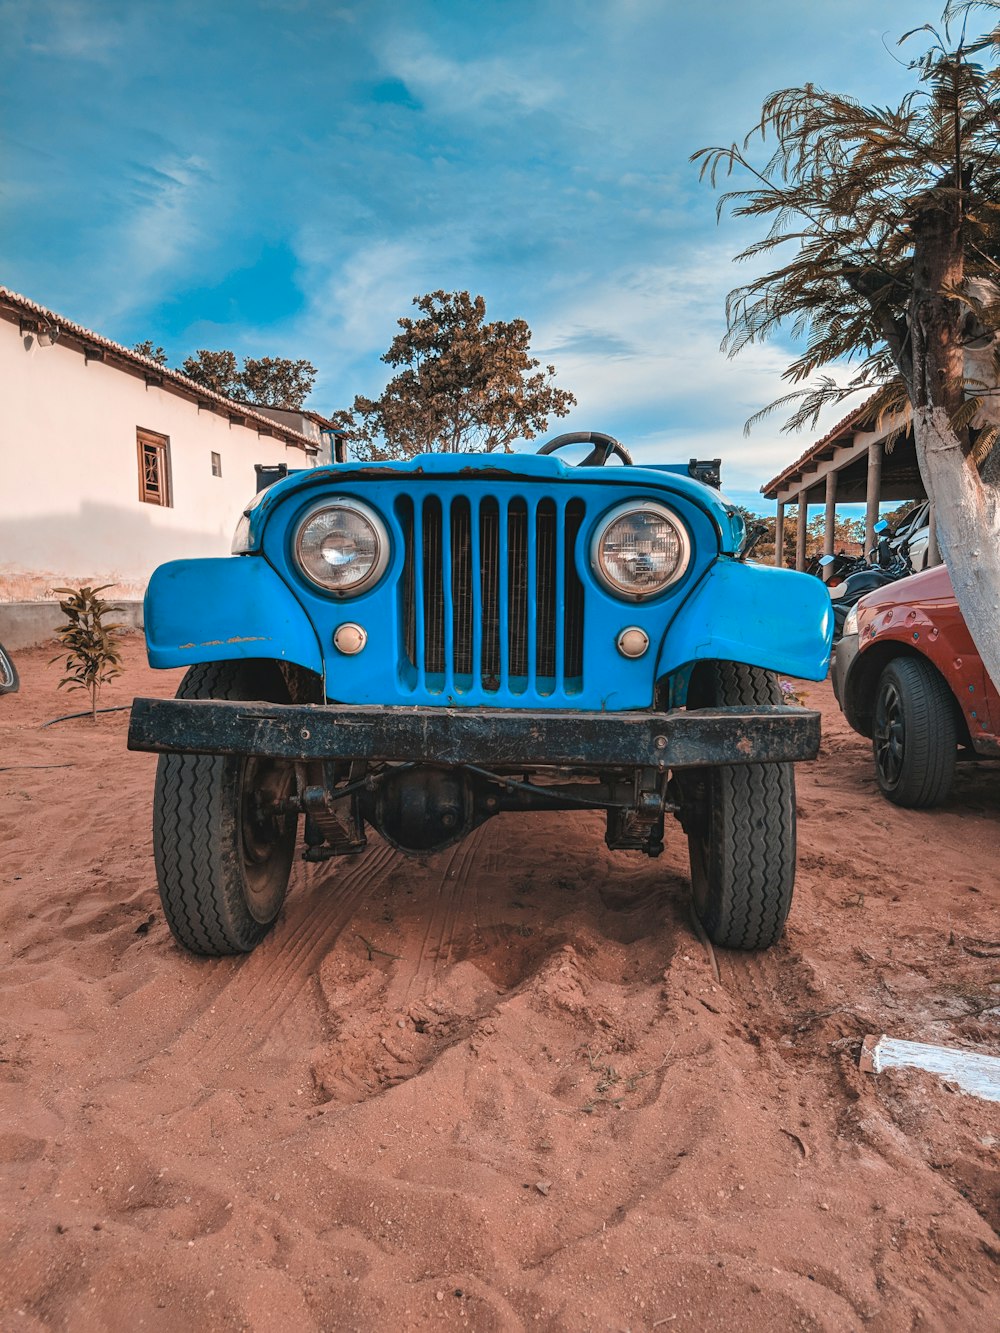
[
  {"left": 402, "top": 824, "right": 491, "bottom": 1000},
  {"left": 164, "top": 841, "right": 403, "bottom": 1064}
]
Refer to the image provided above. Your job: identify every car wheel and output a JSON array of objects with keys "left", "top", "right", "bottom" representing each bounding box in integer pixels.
[
  {"left": 683, "top": 662, "right": 796, "bottom": 951},
  {"left": 872, "top": 656, "right": 957, "bottom": 808},
  {"left": 153, "top": 660, "right": 298, "bottom": 956}
]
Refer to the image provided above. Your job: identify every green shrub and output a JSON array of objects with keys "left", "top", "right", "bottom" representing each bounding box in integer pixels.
[{"left": 51, "top": 585, "right": 125, "bottom": 722}]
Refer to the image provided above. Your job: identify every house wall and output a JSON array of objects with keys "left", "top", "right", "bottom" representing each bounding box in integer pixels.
[{"left": 0, "top": 321, "right": 314, "bottom": 601}]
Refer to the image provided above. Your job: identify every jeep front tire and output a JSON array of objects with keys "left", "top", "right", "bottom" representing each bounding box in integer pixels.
[
  {"left": 683, "top": 661, "right": 796, "bottom": 950},
  {"left": 152, "top": 660, "right": 298, "bottom": 956}
]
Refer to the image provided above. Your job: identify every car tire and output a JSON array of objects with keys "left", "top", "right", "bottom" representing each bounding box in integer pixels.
[
  {"left": 872, "top": 656, "right": 957, "bottom": 808},
  {"left": 153, "top": 660, "right": 298, "bottom": 956},
  {"left": 683, "top": 662, "right": 796, "bottom": 951}
]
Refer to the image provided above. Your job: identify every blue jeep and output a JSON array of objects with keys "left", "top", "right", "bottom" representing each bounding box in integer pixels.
[{"left": 128, "top": 432, "right": 831, "bottom": 957}]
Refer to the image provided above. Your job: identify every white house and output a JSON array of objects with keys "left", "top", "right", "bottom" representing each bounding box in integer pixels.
[{"left": 0, "top": 287, "right": 334, "bottom": 605}]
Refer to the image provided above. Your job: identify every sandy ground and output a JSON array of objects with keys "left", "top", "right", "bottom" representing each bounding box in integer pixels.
[{"left": 1, "top": 636, "right": 998, "bottom": 1332}]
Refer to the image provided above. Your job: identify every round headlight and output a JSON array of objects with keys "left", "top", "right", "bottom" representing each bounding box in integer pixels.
[
  {"left": 294, "top": 498, "right": 390, "bottom": 595},
  {"left": 591, "top": 501, "right": 690, "bottom": 599}
]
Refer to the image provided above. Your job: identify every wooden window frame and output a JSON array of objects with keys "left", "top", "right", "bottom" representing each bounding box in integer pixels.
[
  {"left": 137, "top": 428, "right": 172, "bottom": 507},
  {"left": 211, "top": 451, "right": 222, "bottom": 478}
]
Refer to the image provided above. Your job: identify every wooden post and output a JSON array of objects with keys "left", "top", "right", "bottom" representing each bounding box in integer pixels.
[
  {"left": 796, "top": 492, "right": 809, "bottom": 572},
  {"left": 774, "top": 501, "right": 785, "bottom": 568},
  {"left": 865, "top": 441, "right": 883, "bottom": 556},
  {"left": 927, "top": 501, "right": 940, "bottom": 567},
  {"left": 823, "top": 471, "right": 837, "bottom": 580}
]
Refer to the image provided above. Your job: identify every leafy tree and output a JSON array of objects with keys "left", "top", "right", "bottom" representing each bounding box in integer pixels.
[
  {"left": 179, "top": 349, "right": 316, "bottom": 409},
  {"left": 337, "top": 290, "right": 577, "bottom": 460},
  {"left": 181, "top": 349, "right": 241, "bottom": 398},
  {"left": 732, "top": 504, "right": 865, "bottom": 565},
  {"left": 806, "top": 512, "right": 865, "bottom": 552},
  {"left": 882, "top": 498, "right": 923, "bottom": 529},
  {"left": 693, "top": 1, "right": 1000, "bottom": 687},
  {"left": 240, "top": 356, "right": 317, "bottom": 410},
  {"left": 132, "top": 339, "right": 168, "bottom": 365}
]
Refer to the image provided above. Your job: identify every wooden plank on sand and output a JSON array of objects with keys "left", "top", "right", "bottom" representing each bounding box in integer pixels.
[{"left": 860, "top": 1034, "right": 1000, "bottom": 1103}]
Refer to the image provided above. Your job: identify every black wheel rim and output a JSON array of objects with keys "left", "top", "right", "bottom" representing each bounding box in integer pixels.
[
  {"left": 240, "top": 758, "right": 295, "bottom": 923},
  {"left": 873, "top": 680, "right": 905, "bottom": 787}
]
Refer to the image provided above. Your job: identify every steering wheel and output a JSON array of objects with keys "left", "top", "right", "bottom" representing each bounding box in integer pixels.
[{"left": 537, "top": 431, "right": 633, "bottom": 467}]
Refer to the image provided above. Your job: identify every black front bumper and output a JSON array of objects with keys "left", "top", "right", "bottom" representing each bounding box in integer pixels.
[{"left": 128, "top": 698, "right": 820, "bottom": 769}]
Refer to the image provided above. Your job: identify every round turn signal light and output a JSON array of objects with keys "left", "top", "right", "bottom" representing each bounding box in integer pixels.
[
  {"left": 333, "top": 622, "right": 368, "bottom": 655},
  {"left": 617, "top": 627, "right": 649, "bottom": 659}
]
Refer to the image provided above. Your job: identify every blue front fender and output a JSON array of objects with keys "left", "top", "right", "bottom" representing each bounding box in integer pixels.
[
  {"left": 144, "top": 557, "right": 324, "bottom": 675},
  {"left": 657, "top": 559, "right": 832, "bottom": 686}
]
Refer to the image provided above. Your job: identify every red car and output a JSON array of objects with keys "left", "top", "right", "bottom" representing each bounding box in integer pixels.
[{"left": 831, "top": 563, "right": 999, "bottom": 806}]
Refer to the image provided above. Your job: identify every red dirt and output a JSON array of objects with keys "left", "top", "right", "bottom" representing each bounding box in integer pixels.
[{"left": 1, "top": 638, "right": 998, "bottom": 1331}]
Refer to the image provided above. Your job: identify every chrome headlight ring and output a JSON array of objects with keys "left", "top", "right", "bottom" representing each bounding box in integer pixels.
[
  {"left": 293, "top": 496, "right": 391, "bottom": 597},
  {"left": 590, "top": 500, "right": 691, "bottom": 601}
]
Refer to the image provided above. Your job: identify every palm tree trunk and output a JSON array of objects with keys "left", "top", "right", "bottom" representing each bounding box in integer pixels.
[
  {"left": 912, "top": 407, "right": 1000, "bottom": 692},
  {"left": 906, "top": 200, "right": 1000, "bottom": 690}
]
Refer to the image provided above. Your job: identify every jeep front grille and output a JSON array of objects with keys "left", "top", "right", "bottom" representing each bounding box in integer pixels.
[{"left": 397, "top": 494, "right": 586, "bottom": 697}]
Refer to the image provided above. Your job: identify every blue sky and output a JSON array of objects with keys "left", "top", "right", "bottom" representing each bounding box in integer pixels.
[{"left": 2, "top": 0, "right": 936, "bottom": 512}]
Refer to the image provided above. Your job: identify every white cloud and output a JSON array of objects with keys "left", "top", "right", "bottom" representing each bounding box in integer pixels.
[
  {"left": 21, "top": 0, "right": 124, "bottom": 63},
  {"left": 305, "top": 235, "right": 427, "bottom": 355},
  {"left": 97, "top": 155, "right": 213, "bottom": 324},
  {"left": 274, "top": 218, "right": 490, "bottom": 406},
  {"left": 530, "top": 247, "right": 869, "bottom": 493},
  {"left": 378, "top": 30, "right": 561, "bottom": 118}
]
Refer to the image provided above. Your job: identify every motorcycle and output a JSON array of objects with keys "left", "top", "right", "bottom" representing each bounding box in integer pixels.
[
  {"left": 0, "top": 641, "right": 18, "bottom": 695},
  {"left": 825, "top": 519, "right": 914, "bottom": 643},
  {"left": 807, "top": 549, "right": 869, "bottom": 581}
]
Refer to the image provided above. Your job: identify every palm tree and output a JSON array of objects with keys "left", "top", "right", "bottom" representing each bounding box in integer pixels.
[{"left": 693, "top": 1, "right": 1000, "bottom": 686}]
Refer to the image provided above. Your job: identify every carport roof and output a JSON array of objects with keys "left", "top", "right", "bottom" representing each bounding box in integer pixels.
[{"left": 760, "top": 395, "right": 883, "bottom": 499}]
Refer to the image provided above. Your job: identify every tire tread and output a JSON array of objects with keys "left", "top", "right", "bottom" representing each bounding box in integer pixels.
[
  {"left": 153, "top": 661, "right": 291, "bottom": 956},
  {"left": 687, "top": 662, "right": 796, "bottom": 951},
  {"left": 874, "top": 657, "right": 957, "bottom": 807}
]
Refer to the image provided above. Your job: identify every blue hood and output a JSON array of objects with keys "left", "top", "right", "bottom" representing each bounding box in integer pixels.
[{"left": 239, "top": 451, "right": 747, "bottom": 555}]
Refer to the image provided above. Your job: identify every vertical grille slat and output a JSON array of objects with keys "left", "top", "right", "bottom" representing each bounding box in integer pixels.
[
  {"left": 400, "top": 489, "right": 585, "bottom": 698},
  {"left": 507, "top": 498, "right": 529, "bottom": 690},
  {"left": 536, "top": 498, "right": 557, "bottom": 692},
  {"left": 423, "top": 497, "right": 445, "bottom": 679},
  {"left": 470, "top": 497, "right": 483, "bottom": 685},
  {"left": 554, "top": 497, "right": 566, "bottom": 686},
  {"left": 481, "top": 498, "right": 501, "bottom": 691},
  {"left": 498, "top": 497, "right": 511, "bottom": 690},
  {"left": 451, "top": 498, "right": 474, "bottom": 679},
  {"left": 526, "top": 498, "right": 538, "bottom": 694},
  {"left": 564, "top": 499, "right": 586, "bottom": 683},
  {"left": 399, "top": 497, "right": 416, "bottom": 670},
  {"left": 441, "top": 499, "right": 455, "bottom": 693},
  {"left": 413, "top": 499, "right": 426, "bottom": 685}
]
